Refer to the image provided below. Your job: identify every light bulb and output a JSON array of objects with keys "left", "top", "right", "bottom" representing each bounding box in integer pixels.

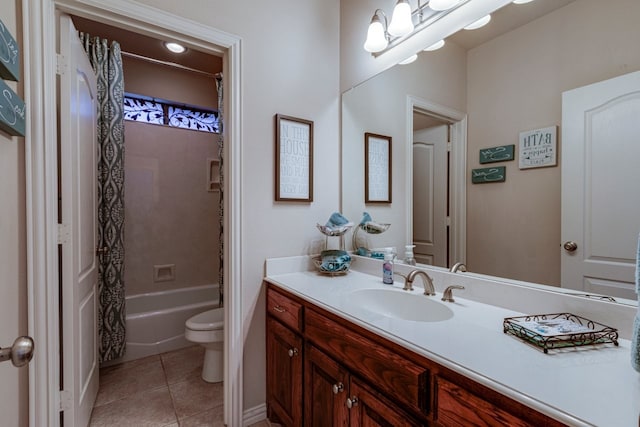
[
  {"left": 423, "top": 39, "right": 445, "bottom": 51},
  {"left": 164, "top": 42, "right": 186, "bottom": 54},
  {"left": 429, "top": 0, "right": 460, "bottom": 11},
  {"left": 363, "top": 15, "right": 388, "bottom": 53},
  {"left": 388, "top": 0, "right": 414, "bottom": 37},
  {"left": 464, "top": 14, "right": 491, "bottom": 30},
  {"left": 399, "top": 54, "right": 418, "bottom": 65}
]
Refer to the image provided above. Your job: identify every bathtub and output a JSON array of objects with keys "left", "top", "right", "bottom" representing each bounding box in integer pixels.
[{"left": 115, "top": 284, "right": 219, "bottom": 364}]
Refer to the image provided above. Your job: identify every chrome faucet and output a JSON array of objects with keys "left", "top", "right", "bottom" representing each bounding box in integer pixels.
[
  {"left": 450, "top": 262, "right": 467, "bottom": 273},
  {"left": 405, "top": 270, "right": 436, "bottom": 296},
  {"left": 441, "top": 285, "right": 465, "bottom": 302}
]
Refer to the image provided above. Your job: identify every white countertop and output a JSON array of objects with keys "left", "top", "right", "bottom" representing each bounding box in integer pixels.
[{"left": 265, "top": 267, "right": 640, "bottom": 427}]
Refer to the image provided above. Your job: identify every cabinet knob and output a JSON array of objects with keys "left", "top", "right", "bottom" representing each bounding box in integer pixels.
[
  {"left": 346, "top": 396, "right": 358, "bottom": 409},
  {"left": 332, "top": 382, "right": 344, "bottom": 394},
  {"left": 287, "top": 347, "right": 299, "bottom": 357}
]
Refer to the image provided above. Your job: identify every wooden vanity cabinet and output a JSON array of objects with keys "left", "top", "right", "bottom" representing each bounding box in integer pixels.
[
  {"left": 266, "top": 288, "right": 304, "bottom": 427},
  {"left": 266, "top": 283, "right": 566, "bottom": 427}
]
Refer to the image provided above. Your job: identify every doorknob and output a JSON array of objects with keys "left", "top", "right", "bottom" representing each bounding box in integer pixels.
[
  {"left": 563, "top": 241, "right": 578, "bottom": 252},
  {"left": 0, "top": 336, "right": 35, "bottom": 367}
]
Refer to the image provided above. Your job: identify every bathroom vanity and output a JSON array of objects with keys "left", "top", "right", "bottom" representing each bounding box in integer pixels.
[{"left": 264, "top": 256, "right": 640, "bottom": 427}]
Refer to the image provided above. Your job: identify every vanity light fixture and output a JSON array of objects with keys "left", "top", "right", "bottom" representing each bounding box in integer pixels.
[
  {"left": 423, "top": 39, "right": 445, "bottom": 51},
  {"left": 398, "top": 54, "right": 418, "bottom": 64},
  {"left": 388, "top": 0, "right": 415, "bottom": 37},
  {"left": 429, "top": 0, "right": 461, "bottom": 11},
  {"left": 363, "top": 0, "right": 471, "bottom": 57},
  {"left": 464, "top": 14, "right": 491, "bottom": 30},
  {"left": 164, "top": 42, "right": 186, "bottom": 54},
  {"left": 364, "top": 9, "right": 389, "bottom": 53}
]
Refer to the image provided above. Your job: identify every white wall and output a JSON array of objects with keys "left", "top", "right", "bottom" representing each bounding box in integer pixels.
[
  {"left": 130, "top": 0, "right": 341, "bottom": 411},
  {"left": 0, "top": 0, "right": 29, "bottom": 424},
  {"left": 342, "top": 43, "right": 466, "bottom": 256}
]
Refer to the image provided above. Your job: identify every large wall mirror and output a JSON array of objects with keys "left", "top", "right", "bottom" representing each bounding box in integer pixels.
[{"left": 342, "top": 0, "right": 640, "bottom": 304}]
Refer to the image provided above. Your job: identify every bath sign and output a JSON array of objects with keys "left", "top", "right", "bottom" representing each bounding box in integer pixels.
[
  {"left": 471, "top": 166, "right": 506, "bottom": 184},
  {"left": 479, "top": 144, "right": 514, "bottom": 164},
  {"left": 519, "top": 126, "right": 557, "bottom": 169},
  {"left": 0, "top": 78, "right": 25, "bottom": 137},
  {"left": 0, "top": 18, "right": 20, "bottom": 81}
]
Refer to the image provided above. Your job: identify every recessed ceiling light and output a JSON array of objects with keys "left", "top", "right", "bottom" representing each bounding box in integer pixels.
[
  {"left": 464, "top": 14, "right": 491, "bottom": 30},
  {"left": 423, "top": 40, "right": 445, "bottom": 52},
  {"left": 399, "top": 54, "right": 418, "bottom": 65},
  {"left": 164, "top": 42, "right": 186, "bottom": 54}
]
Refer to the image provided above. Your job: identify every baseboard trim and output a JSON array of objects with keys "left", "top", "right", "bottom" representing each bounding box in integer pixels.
[{"left": 243, "top": 403, "right": 267, "bottom": 426}]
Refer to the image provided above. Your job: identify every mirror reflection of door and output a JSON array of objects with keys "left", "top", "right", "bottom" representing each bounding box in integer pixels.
[
  {"left": 412, "top": 112, "right": 449, "bottom": 267},
  {"left": 561, "top": 70, "right": 640, "bottom": 300}
]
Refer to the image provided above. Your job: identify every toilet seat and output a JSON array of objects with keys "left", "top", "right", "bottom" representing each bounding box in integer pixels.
[{"left": 186, "top": 308, "right": 224, "bottom": 331}]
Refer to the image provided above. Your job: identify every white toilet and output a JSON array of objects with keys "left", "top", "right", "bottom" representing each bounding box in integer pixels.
[{"left": 185, "top": 307, "right": 224, "bottom": 383}]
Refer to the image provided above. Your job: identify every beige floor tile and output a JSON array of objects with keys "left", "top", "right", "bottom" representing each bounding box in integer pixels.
[
  {"left": 169, "top": 376, "right": 223, "bottom": 420},
  {"left": 161, "top": 345, "right": 205, "bottom": 385},
  {"left": 95, "top": 355, "right": 167, "bottom": 407},
  {"left": 177, "top": 408, "right": 224, "bottom": 427},
  {"left": 247, "top": 421, "right": 271, "bottom": 427},
  {"left": 89, "top": 386, "right": 177, "bottom": 427}
]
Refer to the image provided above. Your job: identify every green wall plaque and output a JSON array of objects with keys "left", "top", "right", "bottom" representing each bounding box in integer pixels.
[
  {"left": 479, "top": 144, "right": 514, "bottom": 164},
  {"left": 472, "top": 166, "right": 506, "bottom": 184},
  {"left": 0, "top": 18, "right": 20, "bottom": 81},
  {"left": 0, "top": 79, "right": 26, "bottom": 136}
]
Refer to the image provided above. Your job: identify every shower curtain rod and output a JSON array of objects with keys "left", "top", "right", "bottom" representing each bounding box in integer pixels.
[{"left": 121, "top": 50, "right": 216, "bottom": 78}]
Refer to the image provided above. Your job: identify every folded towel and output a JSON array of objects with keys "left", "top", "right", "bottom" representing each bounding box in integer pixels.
[
  {"left": 632, "top": 314, "right": 640, "bottom": 373},
  {"left": 360, "top": 212, "right": 372, "bottom": 225},
  {"left": 325, "top": 212, "right": 350, "bottom": 229},
  {"left": 632, "top": 233, "right": 640, "bottom": 373}
]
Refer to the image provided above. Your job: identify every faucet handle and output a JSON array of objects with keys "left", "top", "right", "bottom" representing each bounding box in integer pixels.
[{"left": 441, "top": 285, "right": 465, "bottom": 302}]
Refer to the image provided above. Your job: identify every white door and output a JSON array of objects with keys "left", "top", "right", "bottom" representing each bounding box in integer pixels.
[
  {"left": 413, "top": 125, "right": 448, "bottom": 267},
  {"left": 59, "top": 14, "right": 100, "bottom": 426},
  {"left": 561, "top": 70, "right": 640, "bottom": 300}
]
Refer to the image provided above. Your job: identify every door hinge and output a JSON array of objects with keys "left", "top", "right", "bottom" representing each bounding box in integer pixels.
[
  {"left": 58, "top": 390, "right": 72, "bottom": 412},
  {"left": 57, "top": 223, "right": 70, "bottom": 244},
  {"left": 56, "top": 54, "right": 67, "bottom": 76},
  {"left": 445, "top": 216, "right": 452, "bottom": 227},
  {"left": 447, "top": 142, "right": 452, "bottom": 152}
]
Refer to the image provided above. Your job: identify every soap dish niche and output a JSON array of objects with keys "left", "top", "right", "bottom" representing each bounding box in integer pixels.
[{"left": 154, "top": 264, "right": 175, "bottom": 282}]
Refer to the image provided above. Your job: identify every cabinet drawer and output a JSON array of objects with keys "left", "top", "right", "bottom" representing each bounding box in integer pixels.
[
  {"left": 305, "top": 308, "right": 429, "bottom": 415},
  {"left": 436, "top": 377, "right": 529, "bottom": 427},
  {"left": 267, "top": 287, "right": 303, "bottom": 332}
]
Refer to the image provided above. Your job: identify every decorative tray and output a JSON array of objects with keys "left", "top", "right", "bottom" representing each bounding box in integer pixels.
[{"left": 503, "top": 313, "right": 618, "bottom": 353}]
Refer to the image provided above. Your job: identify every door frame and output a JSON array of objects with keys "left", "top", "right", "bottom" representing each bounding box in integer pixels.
[
  {"left": 23, "top": 1, "right": 244, "bottom": 425},
  {"left": 405, "top": 95, "right": 467, "bottom": 267}
]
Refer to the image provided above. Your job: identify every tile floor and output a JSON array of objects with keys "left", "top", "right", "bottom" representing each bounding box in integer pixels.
[{"left": 89, "top": 345, "right": 269, "bottom": 427}]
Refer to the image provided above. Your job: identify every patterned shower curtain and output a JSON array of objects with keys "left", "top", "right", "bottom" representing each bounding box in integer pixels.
[
  {"left": 215, "top": 73, "right": 224, "bottom": 306},
  {"left": 80, "top": 33, "right": 126, "bottom": 362}
]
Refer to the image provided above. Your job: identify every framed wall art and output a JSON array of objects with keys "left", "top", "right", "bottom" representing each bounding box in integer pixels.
[
  {"left": 519, "top": 126, "right": 557, "bottom": 169},
  {"left": 365, "top": 132, "right": 392, "bottom": 203},
  {"left": 275, "top": 114, "right": 314, "bottom": 202}
]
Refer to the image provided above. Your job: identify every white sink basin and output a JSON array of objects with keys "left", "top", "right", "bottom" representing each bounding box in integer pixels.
[{"left": 349, "top": 288, "right": 454, "bottom": 322}]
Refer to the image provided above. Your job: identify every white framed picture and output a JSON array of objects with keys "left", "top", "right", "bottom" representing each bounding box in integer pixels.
[{"left": 518, "top": 126, "right": 557, "bottom": 169}]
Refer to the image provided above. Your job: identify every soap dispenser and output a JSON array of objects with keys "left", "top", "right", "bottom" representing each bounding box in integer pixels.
[
  {"left": 404, "top": 245, "right": 416, "bottom": 266},
  {"left": 382, "top": 249, "right": 394, "bottom": 285}
]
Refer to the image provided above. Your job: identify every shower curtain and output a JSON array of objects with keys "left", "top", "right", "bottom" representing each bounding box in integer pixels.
[
  {"left": 215, "top": 73, "right": 224, "bottom": 305},
  {"left": 80, "top": 33, "right": 126, "bottom": 362}
]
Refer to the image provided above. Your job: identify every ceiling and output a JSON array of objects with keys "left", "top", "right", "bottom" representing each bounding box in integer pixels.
[
  {"left": 448, "top": 0, "right": 577, "bottom": 50},
  {"left": 71, "top": 15, "right": 222, "bottom": 75}
]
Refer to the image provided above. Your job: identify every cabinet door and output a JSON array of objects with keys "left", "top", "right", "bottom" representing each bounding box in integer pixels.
[
  {"left": 305, "top": 344, "right": 350, "bottom": 427},
  {"left": 348, "top": 378, "right": 423, "bottom": 427},
  {"left": 267, "top": 317, "right": 303, "bottom": 427}
]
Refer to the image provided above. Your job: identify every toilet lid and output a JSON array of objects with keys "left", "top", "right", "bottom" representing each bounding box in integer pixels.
[{"left": 186, "top": 308, "right": 224, "bottom": 331}]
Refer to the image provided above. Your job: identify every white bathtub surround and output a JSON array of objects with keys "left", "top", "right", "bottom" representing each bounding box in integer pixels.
[
  {"left": 111, "top": 284, "right": 219, "bottom": 365},
  {"left": 265, "top": 256, "right": 640, "bottom": 427},
  {"left": 185, "top": 308, "right": 224, "bottom": 383}
]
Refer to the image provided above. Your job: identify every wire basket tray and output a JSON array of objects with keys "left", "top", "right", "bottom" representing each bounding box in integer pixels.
[{"left": 503, "top": 313, "right": 618, "bottom": 354}]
